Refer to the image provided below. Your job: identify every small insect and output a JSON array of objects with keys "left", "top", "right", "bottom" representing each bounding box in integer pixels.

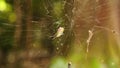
[
  {"left": 68, "top": 62, "right": 72, "bottom": 68},
  {"left": 53, "top": 27, "right": 64, "bottom": 39}
]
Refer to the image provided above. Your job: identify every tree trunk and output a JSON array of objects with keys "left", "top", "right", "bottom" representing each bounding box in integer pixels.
[
  {"left": 14, "top": 0, "right": 22, "bottom": 47},
  {"left": 25, "top": 0, "right": 33, "bottom": 49}
]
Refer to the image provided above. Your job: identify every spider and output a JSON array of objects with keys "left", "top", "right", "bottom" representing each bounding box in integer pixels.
[{"left": 53, "top": 27, "right": 64, "bottom": 39}]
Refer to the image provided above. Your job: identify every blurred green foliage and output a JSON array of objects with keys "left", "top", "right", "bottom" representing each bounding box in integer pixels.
[
  {"left": 0, "top": 0, "right": 14, "bottom": 52},
  {"left": 50, "top": 57, "right": 67, "bottom": 68}
]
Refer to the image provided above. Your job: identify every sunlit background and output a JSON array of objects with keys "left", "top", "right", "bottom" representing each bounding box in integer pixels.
[{"left": 0, "top": 0, "right": 120, "bottom": 68}]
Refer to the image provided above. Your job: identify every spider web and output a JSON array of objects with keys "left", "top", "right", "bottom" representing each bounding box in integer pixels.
[{"left": 0, "top": 0, "right": 119, "bottom": 57}]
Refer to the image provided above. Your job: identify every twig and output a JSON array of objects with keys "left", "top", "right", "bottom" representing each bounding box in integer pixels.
[{"left": 86, "top": 29, "right": 94, "bottom": 53}]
